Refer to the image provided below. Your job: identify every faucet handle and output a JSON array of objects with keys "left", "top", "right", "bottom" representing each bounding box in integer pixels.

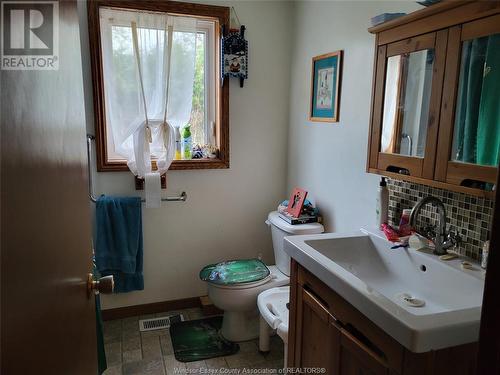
[
  {"left": 447, "top": 231, "right": 462, "bottom": 246},
  {"left": 442, "top": 230, "right": 463, "bottom": 251},
  {"left": 423, "top": 225, "right": 436, "bottom": 239}
]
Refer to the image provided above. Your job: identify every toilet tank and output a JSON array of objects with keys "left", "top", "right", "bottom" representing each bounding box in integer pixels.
[{"left": 266, "top": 211, "right": 324, "bottom": 276}]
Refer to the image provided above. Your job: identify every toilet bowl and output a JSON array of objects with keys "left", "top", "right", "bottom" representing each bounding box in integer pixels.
[
  {"left": 201, "top": 211, "right": 324, "bottom": 342},
  {"left": 207, "top": 265, "right": 289, "bottom": 342}
]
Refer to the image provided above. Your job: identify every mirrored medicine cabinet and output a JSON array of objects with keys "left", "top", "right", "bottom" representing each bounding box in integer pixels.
[{"left": 367, "top": 2, "right": 500, "bottom": 197}]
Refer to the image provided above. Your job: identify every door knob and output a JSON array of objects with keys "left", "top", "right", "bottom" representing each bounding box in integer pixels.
[{"left": 87, "top": 273, "right": 114, "bottom": 298}]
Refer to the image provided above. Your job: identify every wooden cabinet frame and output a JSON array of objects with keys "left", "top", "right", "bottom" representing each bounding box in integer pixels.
[
  {"left": 337, "top": 325, "right": 390, "bottom": 375},
  {"left": 368, "top": 31, "right": 447, "bottom": 179},
  {"left": 435, "top": 14, "right": 500, "bottom": 186},
  {"left": 367, "top": 1, "right": 500, "bottom": 197},
  {"left": 292, "top": 284, "right": 337, "bottom": 373}
]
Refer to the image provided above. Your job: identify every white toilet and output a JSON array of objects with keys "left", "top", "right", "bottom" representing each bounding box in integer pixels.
[{"left": 201, "top": 211, "right": 324, "bottom": 342}]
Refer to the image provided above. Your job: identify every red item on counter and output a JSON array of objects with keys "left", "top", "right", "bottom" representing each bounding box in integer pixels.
[
  {"left": 381, "top": 223, "right": 400, "bottom": 242},
  {"left": 286, "top": 187, "right": 308, "bottom": 218},
  {"left": 398, "top": 209, "right": 413, "bottom": 237}
]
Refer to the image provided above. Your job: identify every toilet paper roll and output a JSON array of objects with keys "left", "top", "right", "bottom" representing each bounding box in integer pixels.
[{"left": 145, "top": 172, "right": 161, "bottom": 208}]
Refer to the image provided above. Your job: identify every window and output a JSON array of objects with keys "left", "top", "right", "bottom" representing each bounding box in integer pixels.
[{"left": 88, "top": 0, "right": 229, "bottom": 171}]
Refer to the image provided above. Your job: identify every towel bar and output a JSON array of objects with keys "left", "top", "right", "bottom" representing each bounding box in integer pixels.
[{"left": 86, "top": 134, "right": 187, "bottom": 204}]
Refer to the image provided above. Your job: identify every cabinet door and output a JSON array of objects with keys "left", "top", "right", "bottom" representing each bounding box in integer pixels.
[
  {"left": 293, "top": 285, "right": 339, "bottom": 373},
  {"left": 436, "top": 14, "right": 500, "bottom": 188},
  {"left": 335, "top": 323, "right": 390, "bottom": 375},
  {"left": 368, "top": 31, "right": 447, "bottom": 179}
]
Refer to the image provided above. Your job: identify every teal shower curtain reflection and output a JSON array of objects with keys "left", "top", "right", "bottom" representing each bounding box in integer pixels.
[{"left": 453, "top": 34, "right": 500, "bottom": 167}]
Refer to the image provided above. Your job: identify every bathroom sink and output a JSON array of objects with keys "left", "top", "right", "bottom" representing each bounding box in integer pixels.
[{"left": 284, "top": 228, "right": 485, "bottom": 353}]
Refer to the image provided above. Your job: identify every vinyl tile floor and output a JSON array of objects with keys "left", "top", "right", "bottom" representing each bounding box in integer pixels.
[{"left": 103, "top": 308, "right": 285, "bottom": 375}]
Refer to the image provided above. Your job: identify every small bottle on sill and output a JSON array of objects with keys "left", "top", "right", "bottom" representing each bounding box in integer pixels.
[{"left": 182, "top": 125, "right": 192, "bottom": 160}]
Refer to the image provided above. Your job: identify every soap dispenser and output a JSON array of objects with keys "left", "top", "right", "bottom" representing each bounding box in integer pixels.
[{"left": 376, "top": 177, "right": 389, "bottom": 226}]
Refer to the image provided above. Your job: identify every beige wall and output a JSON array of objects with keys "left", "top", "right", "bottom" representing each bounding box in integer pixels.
[
  {"left": 78, "top": 1, "right": 293, "bottom": 309},
  {"left": 79, "top": 0, "right": 423, "bottom": 310},
  {"left": 286, "top": 1, "right": 421, "bottom": 233}
]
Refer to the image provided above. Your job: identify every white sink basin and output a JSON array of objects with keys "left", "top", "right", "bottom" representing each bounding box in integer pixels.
[{"left": 284, "top": 228, "right": 485, "bottom": 352}]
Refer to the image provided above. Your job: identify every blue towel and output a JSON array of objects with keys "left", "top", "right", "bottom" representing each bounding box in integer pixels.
[{"left": 95, "top": 196, "right": 144, "bottom": 293}]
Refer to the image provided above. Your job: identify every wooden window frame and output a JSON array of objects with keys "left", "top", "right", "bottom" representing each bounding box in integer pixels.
[
  {"left": 87, "top": 0, "right": 230, "bottom": 171},
  {"left": 368, "top": 31, "right": 448, "bottom": 179},
  {"left": 435, "top": 14, "right": 500, "bottom": 186}
]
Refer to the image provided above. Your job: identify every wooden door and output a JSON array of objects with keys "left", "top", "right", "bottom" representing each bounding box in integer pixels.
[
  {"left": 334, "top": 322, "right": 390, "bottom": 375},
  {"left": 477, "top": 156, "right": 500, "bottom": 373},
  {"left": 435, "top": 14, "right": 500, "bottom": 187},
  {"left": 368, "top": 31, "right": 448, "bottom": 179},
  {"left": 292, "top": 283, "right": 390, "bottom": 375},
  {"left": 293, "top": 285, "right": 338, "bottom": 373},
  {"left": 1, "top": 1, "right": 97, "bottom": 374}
]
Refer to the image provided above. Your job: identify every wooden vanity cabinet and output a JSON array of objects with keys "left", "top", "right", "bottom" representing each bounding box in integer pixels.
[
  {"left": 294, "top": 284, "right": 390, "bottom": 374},
  {"left": 287, "top": 259, "right": 477, "bottom": 375},
  {"left": 293, "top": 285, "right": 338, "bottom": 373},
  {"left": 367, "top": 1, "right": 500, "bottom": 196}
]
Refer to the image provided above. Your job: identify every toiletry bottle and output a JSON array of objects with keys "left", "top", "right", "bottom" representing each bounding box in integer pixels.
[
  {"left": 398, "top": 208, "right": 413, "bottom": 236},
  {"left": 182, "top": 125, "right": 192, "bottom": 160},
  {"left": 174, "top": 127, "right": 181, "bottom": 160},
  {"left": 376, "top": 177, "right": 389, "bottom": 227},
  {"left": 481, "top": 240, "right": 490, "bottom": 269}
]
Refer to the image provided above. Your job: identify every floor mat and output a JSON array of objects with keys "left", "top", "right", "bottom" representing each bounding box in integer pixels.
[{"left": 170, "top": 316, "right": 239, "bottom": 362}]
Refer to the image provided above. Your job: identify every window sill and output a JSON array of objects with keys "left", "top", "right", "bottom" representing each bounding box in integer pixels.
[{"left": 97, "top": 158, "right": 229, "bottom": 172}]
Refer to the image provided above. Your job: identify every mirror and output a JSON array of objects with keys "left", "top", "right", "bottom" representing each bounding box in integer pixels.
[
  {"left": 380, "top": 49, "right": 435, "bottom": 157},
  {"left": 451, "top": 33, "right": 500, "bottom": 167}
]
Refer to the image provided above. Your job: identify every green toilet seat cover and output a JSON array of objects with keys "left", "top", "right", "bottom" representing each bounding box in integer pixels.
[{"left": 199, "top": 259, "right": 270, "bottom": 285}]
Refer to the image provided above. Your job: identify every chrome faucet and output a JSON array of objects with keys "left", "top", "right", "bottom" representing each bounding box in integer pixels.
[{"left": 409, "top": 196, "right": 462, "bottom": 255}]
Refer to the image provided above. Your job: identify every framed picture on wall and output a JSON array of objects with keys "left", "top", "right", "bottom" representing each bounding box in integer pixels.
[{"left": 310, "top": 51, "right": 343, "bottom": 122}]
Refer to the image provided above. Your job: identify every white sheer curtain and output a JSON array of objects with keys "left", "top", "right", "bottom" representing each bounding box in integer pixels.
[{"left": 100, "top": 8, "right": 197, "bottom": 178}]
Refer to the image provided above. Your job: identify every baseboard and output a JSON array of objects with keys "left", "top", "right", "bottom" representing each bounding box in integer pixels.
[{"left": 101, "top": 296, "right": 202, "bottom": 321}]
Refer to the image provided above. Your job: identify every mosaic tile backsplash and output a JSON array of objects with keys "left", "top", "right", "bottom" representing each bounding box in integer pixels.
[{"left": 387, "top": 179, "right": 494, "bottom": 260}]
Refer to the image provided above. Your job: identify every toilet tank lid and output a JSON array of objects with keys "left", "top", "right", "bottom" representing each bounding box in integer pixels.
[{"left": 267, "top": 211, "right": 324, "bottom": 235}]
